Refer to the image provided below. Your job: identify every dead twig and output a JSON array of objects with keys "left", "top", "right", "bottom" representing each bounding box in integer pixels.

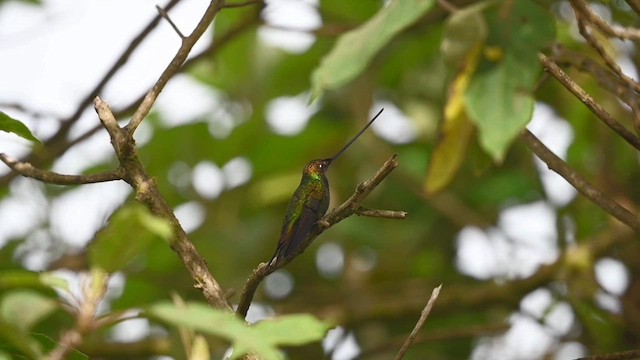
[{"left": 393, "top": 285, "right": 443, "bottom": 360}]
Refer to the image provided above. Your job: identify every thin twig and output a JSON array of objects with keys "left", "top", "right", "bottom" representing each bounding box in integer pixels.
[
  {"left": 552, "top": 44, "right": 639, "bottom": 108},
  {"left": 126, "top": 0, "right": 226, "bottom": 134},
  {"left": 550, "top": 44, "right": 640, "bottom": 134},
  {"left": 393, "top": 285, "right": 443, "bottom": 360},
  {"left": 0, "top": 0, "right": 184, "bottom": 188},
  {"left": 0, "top": 153, "right": 123, "bottom": 185},
  {"left": 538, "top": 53, "right": 640, "bottom": 151},
  {"left": 521, "top": 129, "right": 640, "bottom": 232},
  {"left": 355, "top": 207, "right": 408, "bottom": 219},
  {"left": 570, "top": 0, "right": 640, "bottom": 41},
  {"left": 570, "top": 5, "right": 640, "bottom": 95},
  {"left": 156, "top": 5, "right": 185, "bottom": 39},
  {"left": 62, "top": 12, "right": 261, "bottom": 157},
  {"left": 236, "top": 155, "right": 403, "bottom": 318}
]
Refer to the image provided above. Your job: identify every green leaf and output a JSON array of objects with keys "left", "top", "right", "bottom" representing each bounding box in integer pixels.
[
  {"left": 441, "top": 0, "right": 494, "bottom": 69},
  {"left": 0, "top": 270, "right": 67, "bottom": 293},
  {"left": 252, "top": 315, "right": 331, "bottom": 346},
  {"left": 311, "top": 0, "right": 435, "bottom": 100},
  {"left": 0, "top": 111, "right": 40, "bottom": 143},
  {"left": 465, "top": 55, "right": 536, "bottom": 162},
  {"left": 0, "top": 290, "right": 57, "bottom": 330},
  {"left": 0, "top": 317, "right": 42, "bottom": 359},
  {"left": 32, "top": 333, "right": 89, "bottom": 360},
  {"left": 146, "top": 301, "right": 330, "bottom": 359},
  {"left": 89, "top": 204, "right": 173, "bottom": 273},
  {"left": 464, "top": 0, "right": 556, "bottom": 162},
  {"left": 573, "top": 300, "right": 622, "bottom": 351},
  {"left": 39, "top": 272, "right": 71, "bottom": 293}
]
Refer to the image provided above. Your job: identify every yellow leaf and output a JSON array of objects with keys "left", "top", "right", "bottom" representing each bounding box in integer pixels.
[{"left": 425, "top": 44, "right": 482, "bottom": 194}]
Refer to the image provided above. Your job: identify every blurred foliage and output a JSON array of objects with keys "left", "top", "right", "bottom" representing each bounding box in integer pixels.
[{"left": 1, "top": 0, "right": 640, "bottom": 359}]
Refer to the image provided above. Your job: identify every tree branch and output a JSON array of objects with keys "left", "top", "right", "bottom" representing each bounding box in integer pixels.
[
  {"left": 54, "top": 12, "right": 261, "bottom": 165},
  {"left": 569, "top": 3, "right": 640, "bottom": 95},
  {"left": 538, "top": 52, "right": 640, "bottom": 151},
  {"left": 0, "top": 153, "right": 123, "bottom": 185},
  {"left": 0, "top": 0, "right": 184, "bottom": 188},
  {"left": 570, "top": 0, "right": 640, "bottom": 41},
  {"left": 156, "top": 5, "right": 185, "bottom": 39},
  {"left": 355, "top": 207, "right": 407, "bottom": 219},
  {"left": 94, "top": 97, "right": 234, "bottom": 311},
  {"left": 521, "top": 129, "right": 640, "bottom": 232},
  {"left": 125, "top": 0, "right": 226, "bottom": 133},
  {"left": 551, "top": 45, "right": 640, "bottom": 110},
  {"left": 393, "top": 285, "right": 442, "bottom": 360},
  {"left": 236, "top": 155, "right": 404, "bottom": 318}
]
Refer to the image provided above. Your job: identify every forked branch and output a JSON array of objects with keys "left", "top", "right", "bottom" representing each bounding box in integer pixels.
[
  {"left": 236, "top": 155, "right": 406, "bottom": 318},
  {"left": 521, "top": 130, "right": 640, "bottom": 232}
]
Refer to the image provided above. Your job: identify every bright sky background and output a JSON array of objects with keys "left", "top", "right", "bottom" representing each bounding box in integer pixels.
[{"left": 0, "top": 1, "right": 633, "bottom": 359}]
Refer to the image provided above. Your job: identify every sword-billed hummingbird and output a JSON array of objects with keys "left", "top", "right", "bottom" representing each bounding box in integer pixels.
[{"left": 269, "top": 109, "right": 384, "bottom": 267}]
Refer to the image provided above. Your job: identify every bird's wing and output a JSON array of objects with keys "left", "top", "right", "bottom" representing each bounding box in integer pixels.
[{"left": 273, "top": 179, "right": 326, "bottom": 264}]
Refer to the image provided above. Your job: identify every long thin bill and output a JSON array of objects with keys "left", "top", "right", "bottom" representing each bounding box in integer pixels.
[{"left": 330, "top": 108, "right": 384, "bottom": 162}]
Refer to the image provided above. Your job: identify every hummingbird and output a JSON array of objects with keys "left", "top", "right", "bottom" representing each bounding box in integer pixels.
[{"left": 269, "top": 109, "right": 384, "bottom": 268}]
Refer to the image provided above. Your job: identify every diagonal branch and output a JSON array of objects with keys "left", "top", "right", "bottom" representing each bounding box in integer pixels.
[
  {"left": 0, "top": 153, "right": 123, "bottom": 185},
  {"left": 521, "top": 129, "right": 640, "bottom": 232},
  {"left": 236, "top": 155, "right": 405, "bottom": 318},
  {"left": 538, "top": 52, "right": 640, "bottom": 151},
  {"left": 569, "top": 4, "right": 640, "bottom": 95},
  {"left": 156, "top": 5, "right": 186, "bottom": 39},
  {"left": 94, "top": 97, "right": 234, "bottom": 312},
  {"left": 125, "top": 0, "right": 227, "bottom": 133},
  {"left": 393, "top": 285, "right": 442, "bottom": 360},
  {"left": 570, "top": 0, "right": 640, "bottom": 41},
  {"left": 0, "top": 0, "right": 184, "bottom": 188},
  {"left": 550, "top": 44, "right": 640, "bottom": 133},
  {"left": 45, "top": 12, "right": 261, "bottom": 170}
]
